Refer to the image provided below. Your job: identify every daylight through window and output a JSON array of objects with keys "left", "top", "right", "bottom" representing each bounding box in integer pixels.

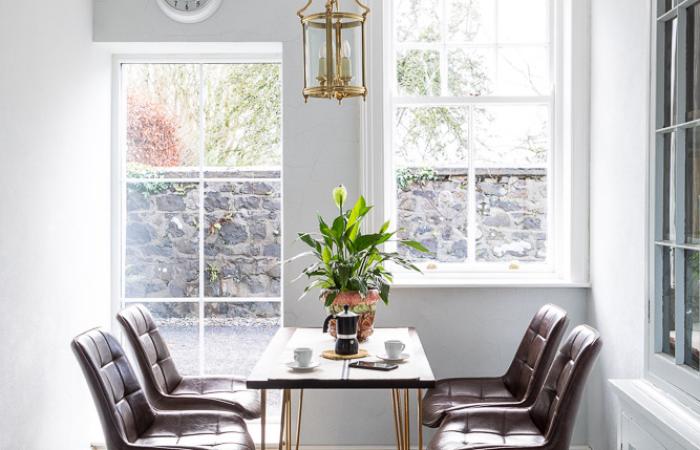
[
  {"left": 119, "top": 62, "right": 283, "bottom": 381},
  {"left": 387, "top": 0, "right": 553, "bottom": 272}
]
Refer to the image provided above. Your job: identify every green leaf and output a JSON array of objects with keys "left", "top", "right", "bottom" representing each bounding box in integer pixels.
[
  {"left": 379, "top": 220, "right": 391, "bottom": 234},
  {"left": 332, "top": 216, "right": 345, "bottom": 239},
  {"left": 324, "top": 290, "right": 338, "bottom": 307},
  {"left": 298, "top": 233, "right": 321, "bottom": 253},
  {"left": 354, "top": 233, "right": 384, "bottom": 252},
  {"left": 399, "top": 239, "right": 431, "bottom": 253},
  {"left": 379, "top": 282, "right": 390, "bottom": 305},
  {"left": 322, "top": 246, "right": 332, "bottom": 265},
  {"left": 347, "top": 196, "right": 367, "bottom": 228},
  {"left": 318, "top": 215, "right": 332, "bottom": 236}
]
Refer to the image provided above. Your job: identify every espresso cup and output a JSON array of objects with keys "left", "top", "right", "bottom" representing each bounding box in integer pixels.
[
  {"left": 385, "top": 340, "right": 406, "bottom": 359},
  {"left": 294, "top": 347, "right": 313, "bottom": 367}
]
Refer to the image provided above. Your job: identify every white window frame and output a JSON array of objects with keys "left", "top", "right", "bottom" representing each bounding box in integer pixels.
[
  {"left": 361, "top": 0, "right": 590, "bottom": 287},
  {"left": 647, "top": 0, "right": 700, "bottom": 407},
  {"left": 110, "top": 46, "right": 284, "bottom": 378}
]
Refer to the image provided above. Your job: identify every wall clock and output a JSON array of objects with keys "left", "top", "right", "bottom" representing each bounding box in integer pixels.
[{"left": 155, "top": 0, "right": 222, "bottom": 24}]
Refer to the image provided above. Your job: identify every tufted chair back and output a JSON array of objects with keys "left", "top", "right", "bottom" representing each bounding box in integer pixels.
[
  {"left": 530, "top": 325, "right": 602, "bottom": 446},
  {"left": 72, "top": 329, "right": 156, "bottom": 449},
  {"left": 117, "top": 305, "right": 184, "bottom": 399},
  {"left": 502, "top": 304, "right": 569, "bottom": 404}
]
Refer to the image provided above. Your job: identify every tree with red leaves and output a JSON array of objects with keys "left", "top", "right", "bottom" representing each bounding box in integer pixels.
[{"left": 127, "top": 95, "right": 182, "bottom": 167}]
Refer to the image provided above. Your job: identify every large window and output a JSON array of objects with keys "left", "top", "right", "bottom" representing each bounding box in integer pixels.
[
  {"left": 117, "top": 60, "right": 282, "bottom": 379},
  {"left": 383, "top": 0, "right": 555, "bottom": 276},
  {"left": 650, "top": 0, "right": 700, "bottom": 398}
]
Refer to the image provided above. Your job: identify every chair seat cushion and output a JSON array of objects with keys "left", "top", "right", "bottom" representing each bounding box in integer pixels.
[
  {"left": 429, "top": 407, "right": 545, "bottom": 450},
  {"left": 422, "top": 378, "right": 518, "bottom": 427},
  {"left": 136, "top": 411, "right": 254, "bottom": 449},
  {"left": 171, "top": 376, "right": 261, "bottom": 420}
]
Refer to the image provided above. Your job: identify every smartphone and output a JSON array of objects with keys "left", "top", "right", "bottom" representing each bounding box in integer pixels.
[{"left": 349, "top": 361, "right": 398, "bottom": 371}]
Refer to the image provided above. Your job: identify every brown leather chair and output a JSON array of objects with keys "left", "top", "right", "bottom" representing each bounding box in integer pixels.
[
  {"left": 422, "top": 304, "right": 569, "bottom": 428},
  {"left": 428, "top": 325, "right": 602, "bottom": 450},
  {"left": 72, "top": 328, "right": 254, "bottom": 450},
  {"left": 117, "top": 305, "right": 261, "bottom": 420}
]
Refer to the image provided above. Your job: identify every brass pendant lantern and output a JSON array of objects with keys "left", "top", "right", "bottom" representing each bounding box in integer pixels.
[{"left": 297, "top": 0, "right": 369, "bottom": 103}]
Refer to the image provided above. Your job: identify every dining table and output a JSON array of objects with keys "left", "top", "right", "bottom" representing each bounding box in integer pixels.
[{"left": 247, "top": 327, "right": 436, "bottom": 450}]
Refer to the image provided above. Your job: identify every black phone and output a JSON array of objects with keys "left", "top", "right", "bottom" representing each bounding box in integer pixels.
[{"left": 349, "top": 361, "right": 399, "bottom": 371}]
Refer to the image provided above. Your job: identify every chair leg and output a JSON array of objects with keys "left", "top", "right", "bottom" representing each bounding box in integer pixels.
[{"left": 261, "top": 389, "right": 266, "bottom": 450}]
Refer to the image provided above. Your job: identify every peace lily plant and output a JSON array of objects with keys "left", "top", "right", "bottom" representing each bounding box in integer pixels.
[{"left": 292, "top": 185, "right": 430, "bottom": 341}]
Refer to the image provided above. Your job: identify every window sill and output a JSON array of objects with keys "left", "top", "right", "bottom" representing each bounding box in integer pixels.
[
  {"left": 610, "top": 379, "right": 700, "bottom": 449},
  {"left": 391, "top": 275, "right": 590, "bottom": 289}
]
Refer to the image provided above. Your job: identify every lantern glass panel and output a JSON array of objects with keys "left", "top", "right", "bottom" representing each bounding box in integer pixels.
[
  {"left": 337, "top": 20, "right": 363, "bottom": 88},
  {"left": 305, "top": 22, "right": 334, "bottom": 89}
]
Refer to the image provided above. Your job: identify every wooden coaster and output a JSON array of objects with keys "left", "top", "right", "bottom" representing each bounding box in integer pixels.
[{"left": 321, "top": 349, "right": 369, "bottom": 360}]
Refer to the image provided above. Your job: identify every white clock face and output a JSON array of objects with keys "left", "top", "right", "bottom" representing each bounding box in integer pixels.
[
  {"left": 164, "top": 0, "right": 210, "bottom": 12},
  {"left": 156, "top": 0, "right": 222, "bottom": 23}
]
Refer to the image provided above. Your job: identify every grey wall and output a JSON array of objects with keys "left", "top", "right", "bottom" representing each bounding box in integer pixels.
[
  {"left": 0, "top": 0, "right": 112, "bottom": 448},
  {"left": 587, "top": 0, "right": 651, "bottom": 448}
]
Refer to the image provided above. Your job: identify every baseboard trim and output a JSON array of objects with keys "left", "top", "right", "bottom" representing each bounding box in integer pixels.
[{"left": 94, "top": 444, "right": 591, "bottom": 449}]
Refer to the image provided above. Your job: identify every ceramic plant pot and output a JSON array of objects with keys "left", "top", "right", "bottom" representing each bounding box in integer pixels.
[{"left": 321, "top": 290, "right": 380, "bottom": 343}]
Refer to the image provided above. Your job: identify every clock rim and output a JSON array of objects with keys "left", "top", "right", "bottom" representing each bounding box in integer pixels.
[{"left": 155, "top": 0, "right": 223, "bottom": 24}]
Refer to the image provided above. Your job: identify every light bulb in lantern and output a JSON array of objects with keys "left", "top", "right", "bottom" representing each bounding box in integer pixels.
[
  {"left": 340, "top": 40, "right": 352, "bottom": 81},
  {"left": 317, "top": 43, "right": 327, "bottom": 82}
]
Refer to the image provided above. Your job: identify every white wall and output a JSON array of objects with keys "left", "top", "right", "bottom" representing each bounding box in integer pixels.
[
  {"left": 0, "top": 0, "right": 112, "bottom": 448},
  {"left": 0, "top": 0, "right": 589, "bottom": 448},
  {"left": 587, "top": 0, "right": 651, "bottom": 448},
  {"left": 93, "top": 0, "right": 590, "bottom": 447}
]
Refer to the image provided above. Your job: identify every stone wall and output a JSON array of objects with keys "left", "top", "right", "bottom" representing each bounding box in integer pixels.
[
  {"left": 125, "top": 175, "right": 281, "bottom": 299},
  {"left": 398, "top": 168, "right": 547, "bottom": 263}
]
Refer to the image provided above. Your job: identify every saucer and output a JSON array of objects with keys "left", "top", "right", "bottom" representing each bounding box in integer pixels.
[
  {"left": 377, "top": 353, "right": 410, "bottom": 363},
  {"left": 286, "top": 360, "right": 320, "bottom": 372}
]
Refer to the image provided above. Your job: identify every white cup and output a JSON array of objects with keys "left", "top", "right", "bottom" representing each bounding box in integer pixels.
[
  {"left": 385, "top": 340, "right": 406, "bottom": 359},
  {"left": 294, "top": 347, "right": 313, "bottom": 367}
]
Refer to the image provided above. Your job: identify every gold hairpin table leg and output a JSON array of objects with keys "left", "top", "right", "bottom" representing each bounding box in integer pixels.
[
  {"left": 391, "top": 389, "right": 402, "bottom": 450},
  {"left": 391, "top": 388, "right": 413, "bottom": 450},
  {"left": 295, "top": 389, "right": 304, "bottom": 450},
  {"left": 403, "top": 389, "right": 410, "bottom": 450},
  {"left": 261, "top": 389, "right": 267, "bottom": 450},
  {"left": 286, "top": 390, "right": 292, "bottom": 450},
  {"left": 417, "top": 388, "right": 423, "bottom": 450}
]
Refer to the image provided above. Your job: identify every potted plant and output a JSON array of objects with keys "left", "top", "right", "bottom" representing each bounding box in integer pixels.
[{"left": 292, "top": 185, "right": 430, "bottom": 342}]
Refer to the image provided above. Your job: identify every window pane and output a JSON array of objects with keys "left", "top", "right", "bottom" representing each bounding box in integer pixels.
[
  {"left": 448, "top": 48, "right": 494, "bottom": 97},
  {"left": 125, "top": 182, "right": 200, "bottom": 298},
  {"left": 204, "top": 180, "right": 281, "bottom": 298},
  {"left": 688, "top": 4, "right": 700, "bottom": 122},
  {"left": 397, "top": 49, "right": 441, "bottom": 96},
  {"left": 128, "top": 302, "right": 200, "bottom": 376},
  {"left": 448, "top": 0, "right": 496, "bottom": 43},
  {"left": 476, "top": 170, "right": 547, "bottom": 262},
  {"left": 204, "top": 302, "right": 281, "bottom": 376},
  {"left": 396, "top": 0, "right": 441, "bottom": 43},
  {"left": 661, "top": 133, "right": 677, "bottom": 241},
  {"left": 684, "top": 251, "right": 700, "bottom": 370},
  {"left": 397, "top": 170, "right": 468, "bottom": 262},
  {"left": 124, "top": 64, "right": 200, "bottom": 170},
  {"left": 497, "top": 0, "right": 548, "bottom": 44},
  {"left": 661, "top": 247, "right": 676, "bottom": 357},
  {"left": 473, "top": 105, "right": 550, "bottom": 168},
  {"left": 664, "top": 18, "right": 678, "bottom": 128},
  {"left": 204, "top": 64, "right": 281, "bottom": 168},
  {"left": 686, "top": 128, "right": 700, "bottom": 243},
  {"left": 496, "top": 47, "right": 550, "bottom": 96},
  {"left": 394, "top": 107, "right": 469, "bottom": 167},
  {"left": 661, "top": 0, "right": 674, "bottom": 15}
]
